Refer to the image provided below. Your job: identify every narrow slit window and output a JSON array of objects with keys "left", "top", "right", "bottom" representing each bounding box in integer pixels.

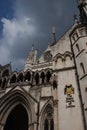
[
  {"left": 76, "top": 44, "right": 80, "bottom": 52},
  {"left": 80, "top": 62, "right": 85, "bottom": 74}
]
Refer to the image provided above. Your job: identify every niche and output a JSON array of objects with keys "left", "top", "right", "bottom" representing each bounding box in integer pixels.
[
  {"left": 46, "top": 71, "right": 51, "bottom": 83},
  {"left": 35, "top": 73, "right": 39, "bottom": 85},
  {"left": 40, "top": 72, "right": 45, "bottom": 84}
]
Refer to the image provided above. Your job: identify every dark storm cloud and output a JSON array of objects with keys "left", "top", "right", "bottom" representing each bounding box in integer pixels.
[
  {"left": 0, "top": 0, "right": 79, "bottom": 70},
  {"left": 14, "top": 0, "right": 78, "bottom": 52},
  {"left": 14, "top": 0, "right": 79, "bottom": 49},
  {"left": 15, "top": 0, "right": 78, "bottom": 30}
]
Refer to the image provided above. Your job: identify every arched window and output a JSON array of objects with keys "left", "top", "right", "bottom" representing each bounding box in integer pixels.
[
  {"left": 44, "top": 119, "right": 48, "bottom": 130},
  {"left": 41, "top": 72, "right": 45, "bottom": 84},
  {"left": 44, "top": 105, "right": 54, "bottom": 130},
  {"left": 35, "top": 73, "right": 39, "bottom": 85},
  {"left": 76, "top": 44, "right": 80, "bottom": 52},
  {"left": 17, "top": 73, "right": 24, "bottom": 83},
  {"left": 2, "top": 69, "right": 9, "bottom": 77},
  {"left": 50, "top": 119, "right": 54, "bottom": 130},
  {"left": 46, "top": 71, "right": 51, "bottom": 83},
  {"left": 10, "top": 74, "right": 17, "bottom": 83},
  {"left": 80, "top": 62, "right": 85, "bottom": 74},
  {"left": 4, "top": 104, "right": 28, "bottom": 130},
  {"left": 24, "top": 71, "right": 31, "bottom": 82}
]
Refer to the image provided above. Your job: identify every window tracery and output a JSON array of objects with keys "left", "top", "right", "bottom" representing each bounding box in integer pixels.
[{"left": 43, "top": 105, "right": 54, "bottom": 130}]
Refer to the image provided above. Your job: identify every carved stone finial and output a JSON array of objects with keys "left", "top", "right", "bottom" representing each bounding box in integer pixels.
[
  {"left": 52, "top": 26, "right": 56, "bottom": 43},
  {"left": 73, "top": 14, "right": 79, "bottom": 23},
  {"left": 52, "top": 26, "right": 56, "bottom": 34},
  {"left": 31, "top": 44, "right": 34, "bottom": 50}
]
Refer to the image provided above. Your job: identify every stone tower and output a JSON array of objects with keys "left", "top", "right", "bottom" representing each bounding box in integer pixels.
[
  {"left": 0, "top": 1, "right": 87, "bottom": 130},
  {"left": 69, "top": 0, "right": 87, "bottom": 128}
]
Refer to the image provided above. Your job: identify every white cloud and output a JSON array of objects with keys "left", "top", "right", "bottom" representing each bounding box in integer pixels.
[
  {"left": 0, "top": 17, "right": 36, "bottom": 69},
  {"left": 1, "top": 17, "right": 35, "bottom": 45},
  {"left": 0, "top": 0, "right": 78, "bottom": 70}
]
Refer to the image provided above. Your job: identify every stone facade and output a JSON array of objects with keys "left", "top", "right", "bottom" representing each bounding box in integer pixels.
[{"left": 0, "top": 1, "right": 87, "bottom": 130}]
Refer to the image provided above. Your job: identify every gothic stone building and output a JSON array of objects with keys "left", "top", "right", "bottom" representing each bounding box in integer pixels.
[{"left": 0, "top": 1, "right": 87, "bottom": 130}]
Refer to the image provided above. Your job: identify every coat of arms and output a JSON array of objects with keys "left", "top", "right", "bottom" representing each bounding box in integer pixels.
[
  {"left": 64, "top": 84, "right": 75, "bottom": 108},
  {"left": 64, "top": 84, "right": 74, "bottom": 95}
]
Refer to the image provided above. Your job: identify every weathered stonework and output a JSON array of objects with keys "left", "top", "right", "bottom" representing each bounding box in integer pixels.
[{"left": 0, "top": 1, "right": 87, "bottom": 130}]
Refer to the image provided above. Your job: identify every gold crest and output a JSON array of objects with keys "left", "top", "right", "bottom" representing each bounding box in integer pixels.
[{"left": 64, "top": 84, "right": 74, "bottom": 95}]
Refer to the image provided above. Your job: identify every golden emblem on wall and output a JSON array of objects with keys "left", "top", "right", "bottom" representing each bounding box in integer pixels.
[{"left": 64, "top": 84, "right": 74, "bottom": 95}]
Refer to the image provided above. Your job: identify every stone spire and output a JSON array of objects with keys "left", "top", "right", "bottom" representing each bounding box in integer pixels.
[
  {"left": 24, "top": 45, "right": 37, "bottom": 71},
  {"left": 73, "top": 14, "right": 79, "bottom": 23},
  {"left": 52, "top": 26, "right": 56, "bottom": 43}
]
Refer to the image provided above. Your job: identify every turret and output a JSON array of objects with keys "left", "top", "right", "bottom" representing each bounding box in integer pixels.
[{"left": 69, "top": 11, "right": 87, "bottom": 129}]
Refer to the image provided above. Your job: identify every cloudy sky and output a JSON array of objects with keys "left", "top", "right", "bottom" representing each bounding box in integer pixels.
[{"left": 0, "top": 0, "right": 79, "bottom": 71}]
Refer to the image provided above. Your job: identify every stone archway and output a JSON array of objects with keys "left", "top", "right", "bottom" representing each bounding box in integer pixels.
[{"left": 4, "top": 104, "right": 28, "bottom": 130}]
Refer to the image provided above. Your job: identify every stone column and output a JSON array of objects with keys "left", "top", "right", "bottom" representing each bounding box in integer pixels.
[{"left": 39, "top": 77, "right": 42, "bottom": 85}]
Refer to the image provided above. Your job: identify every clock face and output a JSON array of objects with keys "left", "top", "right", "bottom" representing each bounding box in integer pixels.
[{"left": 44, "top": 51, "right": 52, "bottom": 61}]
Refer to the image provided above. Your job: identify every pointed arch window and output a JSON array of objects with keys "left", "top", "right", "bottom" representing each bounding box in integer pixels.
[
  {"left": 46, "top": 71, "right": 51, "bottom": 83},
  {"left": 44, "top": 105, "right": 54, "bottom": 130},
  {"left": 50, "top": 119, "right": 54, "bottom": 130},
  {"left": 44, "top": 119, "right": 49, "bottom": 130},
  {"left": 41, "top": 72, "right": 45, "bottom": 84},
  {"left": 35, "top": 73, "right": 39, "bottom": 85}
]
